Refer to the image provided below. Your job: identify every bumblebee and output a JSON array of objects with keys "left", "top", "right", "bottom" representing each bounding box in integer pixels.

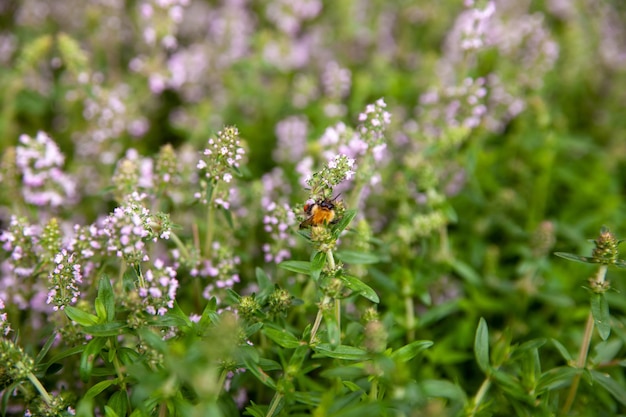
[{"left": 299, "top": 197, "right": 340, "bottom": 229}]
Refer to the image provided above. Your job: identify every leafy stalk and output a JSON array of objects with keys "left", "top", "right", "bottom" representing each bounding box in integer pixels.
[{"left": 562, "top": 264, "right": 608, "bottom": 414}]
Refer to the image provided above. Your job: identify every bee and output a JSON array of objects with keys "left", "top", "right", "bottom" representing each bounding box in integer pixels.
[{"left": 299, "top": 196, "right": 341, "bottom": 229}]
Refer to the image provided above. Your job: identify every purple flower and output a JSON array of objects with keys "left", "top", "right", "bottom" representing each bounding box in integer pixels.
[
  {"left": 46, "top": 249, "right": 83, "bottom": 311},
  {"left": 322, "top": 61, "right": 351, "bottom": 99},
  {"left": 273, "top": 116, "right": 309, "bottom": 163},
  {"left": 16, "top": 132, "right": 77, "bottom": 208},
  {"left": 0, "top": 297, "right": 11, "bottom": 335},
  {"left": 138, "top": 260, "right": 179, "bottom": 316}
]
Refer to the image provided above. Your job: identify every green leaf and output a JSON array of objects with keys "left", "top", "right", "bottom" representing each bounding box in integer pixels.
[
  {"left": 97, "top": 276, "right": 115, "bottom": 322},
  {"left": 241, "top": 353, "right": 277, "bottom": 390},
  {"left": 419, "top": 300, "right": 461, "bottom": 327},
  {"left": 551, "top": 339, "right": 573, "bottom": 362},
  {"left": 137, "top": 328, "right": 167, "bottom": 353},
  {"left": 475, "top": 317, "right": 490, "bottom": 373},
  {"left": 117, "top": 347, "right": 140, "bottom": 366},
  {"left": 95, "top": 298, "right": 107, "bottom": 325},
  {"left": 343, "top": 381, "right": 364, "bottom": 393},
  {"left": 311, "top": 251, "right": 326, "bottom": 281},
  {"left": 104, "top": 405, "right": 120, "bottom": 417},
  {"left": 279, "top": 260, "right": 312, "bottom": 275},
  {"left": 593, "top": 340, "right": 622, "bottom": 364},
  {"left": 35, "top": 332, "right": 58, "bottom": 364},
  {"left": 537, "top": 367, "right": 580, "bottom": 392},
  {"left": 590, "top": 370, "right": 626, "bottom": 406},
  {"left": 220, "top": 206, "right": 234, "bottom": 228},
  {"left": 554, "top": 252, "right": 596, "bottom": 264},
  {"left": 40, "top": 345, "right": 85, "bottom": 373},
  {"left": 288, "top": 346, "right": 310, "bottom": 372},
  {"left": 516, "top": 338, "right": 547, "bottom": 352},
  {"left": 447, "top": 259, "right": 482, "bottom": 286},
  {"left": 245, "top": 322, "right": 264, "bottom": 339},
  {"left": 326, "top": 317, "right": 341, "bottom": 348},
  {"left": 326, "top": 402, "right": 384, "bottom": 417},
  {"left": 84, "top": 378, "right": 119, "bottom": 400},
  {"left": 263, "top": 327, "right": 302, "bottom": 349},
  {"left": 65, "top": 306, "right": 99, "bottom": 326},
  {"left": 341, "top": 275, "right": 379, "bottom": 303},
  {"left": 332, "top": 209, "right": 357, "bottom": 238},
  {"left": 391, "top": 340, "right": 433, "bottom": 362},
  {"left": 335, "top": 251, "right": 380, "bottom": 265},
  {"left": 313, "top": 344, "right": 368, "bottom": 360},
  {"left": 293, "top": 391, "right": 322, "bottom": 407},
  {"left": 244, "top": 402, "right": 267, "bottom": 417},
  {"left": 225, "top": 288, "right": 241, "bottom": 304},
  {"left": 420, "top": 379, "right": 467, "bottom": 403},
  {"left": 155, "top": 301, "right": 191, "bottom": 328},
  {"left": 80, "top": 337, "right": 107, "bottom": 382},
  {"left": 256, "top": 268, "right": 273, "bottom": 295},
  {"left": 83, "top": 322, "right": 127, "bottom": 337},
  {"left": 320, "top": 366, "right": 366, "bottom": 380},
  {"left": 591, "top": 293, "right": 611, "bottom": 340},
  {"left": 491, "top": 370, "right": 531, "bottom": 403},
  {"left": 199, "top": 298, "right": 219, "bottom": 328}
]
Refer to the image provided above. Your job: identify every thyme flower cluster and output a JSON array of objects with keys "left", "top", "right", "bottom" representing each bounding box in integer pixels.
[
  {"left": 138, "top": 259, "right": 179, "bottom": 316},
  {"left": 196, "top": 126, "right": 246, "bottom": 206},
  {"left": 0, "top": 298, "right": 10, "bottom": 336},
  {"left": 102, "top": 192, "right": 171, "bottom": 265},
  {"left": 46, "top": 249, "right": 83, "bottom": 311},
  {"left": 194, "top": 242, "right": 241, "bottom": 303},
  {"left": 15, "top": 131, "right": 76, "bottom": 207},
  {"left": 262, "top": 201, "right": 296, "bottom": 264},
  {"left": 305, "top": 154, "right": 356, "bottom": 200},
  {"left": 0, "top": 216, "right": 39, "bottom": 278}
]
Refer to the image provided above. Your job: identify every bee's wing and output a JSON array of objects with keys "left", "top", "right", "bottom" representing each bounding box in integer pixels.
[{"left": 299, "top": 216, "right": 314, "bottom": 229}]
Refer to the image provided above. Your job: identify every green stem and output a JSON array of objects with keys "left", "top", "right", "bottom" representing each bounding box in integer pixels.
[
  {"left": 561, "top": 264, "right": 607, "bottom": 415},
  {"left": 335, "top": 298, "right": 341, "bottom": 343},
  {"left": 405, "top": 294, "right": 415, "bottom": 342},
  {"left": 369, "top": 378, "right": 378, "bottom": 401},
  {"left": 438, "top": 225, "right": 451, "bottom": 261},
  {"left": 169, "top": 231, "right": 191, "bottom": 260},
  {"left": 112, "top": 352, "right": 132, "bottom": 412},
  {"left": 137, "top": 267, "right": 146, "bottom": 289},
  {"left": 216, "top": 368, "right": 229, "bottom": 398},
  {"left": 265, "top": 392, "right": 283, "bottom": 417},
  {"left": 468, "top": 377, "right": 492, "bottom": 417},
  {"left": 204, "top": 183, "right": 218, "bottom": 259},
  {"left": 310, "top": 295, "right": 331, "bottom": 344},
  {"left": 118, "top": 259, "right": 127, "bottom": 292},
  {"left": 326, "top": 249, "right": 336, "bottom": 270},
  {"left": 328, "top": 249, "right": 341, "bottom": 343},
  {"left": 26, "top": 372, "right": 53, "bottom": 405}
]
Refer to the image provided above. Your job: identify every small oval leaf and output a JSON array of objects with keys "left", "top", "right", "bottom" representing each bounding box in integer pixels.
[
  {"left": 278, "top": 260, "right": 312, "bottom": 275},
  {"left": 341, "top": 275, "right": 379, "bottom": 303},
  {"left": 475, "top": 317, "right": 490, "bottom": 373},
  {"left": 591, "top": 294, "right": 611, "bottom": 341}
]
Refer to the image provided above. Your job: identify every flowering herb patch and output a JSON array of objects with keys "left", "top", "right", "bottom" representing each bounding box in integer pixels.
[{"left": 2, "top": 1, "right": 626, "bottom": 416}]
